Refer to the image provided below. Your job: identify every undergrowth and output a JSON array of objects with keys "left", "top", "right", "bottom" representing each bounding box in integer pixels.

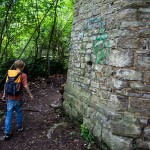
[{"left": 80, "top": 124, "right": 95, "bottom": 149}]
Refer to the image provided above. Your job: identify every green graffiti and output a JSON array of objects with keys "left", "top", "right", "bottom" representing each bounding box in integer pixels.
[{"left": 93, "top": 21, "right": 110, "bottom": 64}]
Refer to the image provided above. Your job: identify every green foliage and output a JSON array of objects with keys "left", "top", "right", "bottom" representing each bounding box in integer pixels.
[
  {"left": 80, "top": 124, "right": 94, "bottom": 146},
  {"left": 25, "top": 57, "right": 67, "bottom": 79},
  {"left": 0, "top": 0, "right": 75, "bottom": 81}
]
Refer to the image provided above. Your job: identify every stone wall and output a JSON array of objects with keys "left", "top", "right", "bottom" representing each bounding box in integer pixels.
[{"left": 63, "top": 0, "right": 150, "bottom": 149}]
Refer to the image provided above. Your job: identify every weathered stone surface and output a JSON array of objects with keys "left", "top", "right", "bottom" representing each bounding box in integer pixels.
[
  {"left": 129, "top": 97, "right": 150, "bottom": 117},
  {"left": 86, "top": 43, "right": 93, "bottom": 49},
  {"left": 111, "top": 113, "right": 141, "bottom": 138},
  {"left": 91, "top": 81, "right": 99, "bottom": 88},
  {"left": 97, "top": 90, "right": 110, "bottom": 100},
  {"left": 118, "top": 38, "right": 140, "bottom": 49},
  {"left": 137, "top": 53, "right": 150, "bottom": 70},
  {"left": 144, "top": 126, "right": 150, "bottom": 141},
  {"left": 102, "top": 128, "right": 132, "bottom": 150},
  {"left": 116, "top": 69, "right": 142, "bottom": 81},
  {"left": 120, "top": 21, "right": 146, "bottom": 28},
  {"left": 85, "top": 54, "right": 91, "bottom": 62},
  {"left": 134, "top": 139, "right": 149, "bottom": 150},
  {"left": 93, "top": 122, "right": 102, "bottom": 141},
  {"left": 94, "top": 64, "right": 103, "bottom": 72},
  {"left": 110, "top": 78, "right": 129, "bottom": 89},
  {"left": 130, "top": 82, "right": 150, "bottom": 92},
  {"left": 137, "top": 118, "right": 148, "bottom": 128},
  {"left": 108, "top": 50, "right": 133, "bottom": 67},
  {"left": 143, "top": 71, "right": 150, "bottom": 83},
  {"left": 96, "top": 112, "right": 109, "bottom": 127},
  {"left": 83, "top": 117, "right": 95, "bottom": 131},
  {"left": 108, "top": 94, "right": 128, "bottom": 111},
  {"left": 143, "top": 94, "right": 150, "bottom": 99},
  {"left": 138, "top": 29, "right": 150, "bottom": 38},
  {"left": 64, "top": 1, "right": 149, "bottom": 149}
]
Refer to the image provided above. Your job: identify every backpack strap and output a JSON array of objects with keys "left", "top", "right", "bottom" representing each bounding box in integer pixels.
[
  {"left": 14, "top": 72, "right": 22, "bottom": 81},
  {"left": 13, "top": 72, "right": 22, "bottom": 81}
]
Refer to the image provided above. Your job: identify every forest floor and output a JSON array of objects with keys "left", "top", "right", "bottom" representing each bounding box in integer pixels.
[{"left": 0, "top": 76, "right": 99, "bottom": 150}]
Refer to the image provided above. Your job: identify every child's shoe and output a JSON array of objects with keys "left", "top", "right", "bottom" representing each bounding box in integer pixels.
[
  {"left": 17, "top": 127, "right": 24, "bottom": 132},
  {"left": 3, "top": 133, "right": 12, "bottom": 140}
]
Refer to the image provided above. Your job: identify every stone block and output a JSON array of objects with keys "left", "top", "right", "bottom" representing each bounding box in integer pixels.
[
  {"left": 63, "top": 91, "right": 73, "bottom": 104},
  {"left": 82, "top": 77, "right": 91, "bottom": 85},
  {"left": 139, "top": 13, "right": 150, "bottom": 19},
  {"left": 75, "top": 23, "right": 83, "bottom": 31},
  {"left": 130, "top": 82, "right": 150, "bottom": 92},
  {"left": 137, "top": 53, "right": 150, "bottom": 70},
  {"left": 117, "top": 38, "right": 140, "bottom": 49},
  {"left": 144, "top": 126, "right": 150, "bottom": 141},
  {"left": 96, "top": 112, "right": 111, "bottom": 129},
  {"left": 102, "top": 128, "right": 132, "bottom": 150},
  {"left": 111, "top": 113, "right": 141, "bottom": 138},
  {"left": 97, "top": 90, "right": 110, "bottom": 100},
  {"left": 99, "top": 84, "right": 112, "bottom": 91},
  {"left": 74, "top": 63, "right": 80, "bottom": 68},
  {"left": 94, "top": 64, "right": 103, "bottom": 72},
  {"left": 93, "top": 122, "right": 102, "bottom": 141},
  {"left": 71, "top": 107, "right": 82, "bottom": 120},
  {"left": 90, "top": 94, "right": 107, "bottom": 106},
  {"left": 85, "top": 54, "right": 91, "bottom": 62},
  {"left": 134, "top": 139, "right": 149, "bottom": 150},
  {"left": 91, "top": 81, "right": 100, "bottom": 88},
  {"left": 120, "top": 21, "right": 146, "bottom": 28},
  {"left": 86, "top": 43, "right": 93, "bottom": 49},
  {"left": 106, "top": 17, "right": 120, "bottom": 30},
  {"left": 117, "top": 8, "right": 137, "bottom": 21},
  {"left": 121, "top": 29, "right": 137, "bottom": 37},
  {"left": 104, "top": 66, "right": 113, "bottom": 77},
  {"left": 63, "top": 101, "right": 72, "bottom": 115},
  {"left": 116, "top": 69, "right": 142, "bottom": 81},
  {"left": 129, "top": 97, "right": 150, "bottom": 117},
  {"left": 143, "top": 71, "right": 150, "bottom": 83},
  {"left": 138, "top": 29, "right": 150, "bottom": 38},
  {"left": 108, "top": 50, "right": 133, "bottom": 67},
  {"left": 137, "top": 118, "right": 148, "bottom": 128},
  {"left": 139, "top": 8, "right": 150, "bottom": 13},
  {"left": 86, "top": 49, "right": 92, "bottom": 54},
  {"left": 127, "top": 90, "right": 143, "bottom": 97},
  {"left": 143, "top": 94, "right": 150, "bottom": 99},
  {"left": 81, "top": 63, "right": 86, "bottom": 68},
  {"left": 110, "top": 78, "right": 129, "bottom": 90},
  {"left": 108, "top": 94, "right": 128, "bottom": 111}
]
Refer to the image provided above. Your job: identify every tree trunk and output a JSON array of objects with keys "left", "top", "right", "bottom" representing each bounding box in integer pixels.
[
  {"left": 0, "top": 0, "right": 14, "bottom": 54},
  {"left": 47, "top": 0, "right": 59, "bottom": 77},
  {"left": 34, "top": 0, "right": 40, "bottom": 62}
]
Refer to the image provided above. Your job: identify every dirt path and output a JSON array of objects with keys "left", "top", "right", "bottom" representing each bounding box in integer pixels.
[{"left": 0, "top": 78, "right": 99, "bottom": 150}]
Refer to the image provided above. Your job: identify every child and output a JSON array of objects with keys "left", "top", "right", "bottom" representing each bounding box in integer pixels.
[{"left": 2, "top": 60, "right": 33, "bottom": 140}]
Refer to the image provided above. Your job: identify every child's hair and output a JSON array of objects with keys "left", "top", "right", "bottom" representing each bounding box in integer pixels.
[{"left": 14, "top": 60, "right": 25, "bottom": 69}]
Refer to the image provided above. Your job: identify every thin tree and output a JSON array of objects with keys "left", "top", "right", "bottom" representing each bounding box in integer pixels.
[
  {"left": 0, "top": 0, "right": 14, "bottom": 53},
  {"left": 47, "top": 0, "right": 59, "bottom": 77}
]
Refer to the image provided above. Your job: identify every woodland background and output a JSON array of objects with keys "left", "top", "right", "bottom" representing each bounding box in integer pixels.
[{"left": 0, "top": 0, "right": 74, "bottom": 82}]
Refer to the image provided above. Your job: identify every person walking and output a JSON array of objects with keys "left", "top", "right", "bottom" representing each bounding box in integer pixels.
[{"left": 2, "top": 60, "right": 33, "bottom": 140}]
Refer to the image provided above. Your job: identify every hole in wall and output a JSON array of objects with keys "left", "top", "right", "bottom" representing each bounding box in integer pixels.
[{"left": 87, "top": 61, "right": 92, "bottom": 66}]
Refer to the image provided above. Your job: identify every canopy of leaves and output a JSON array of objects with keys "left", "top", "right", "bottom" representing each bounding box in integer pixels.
[{"left": 0, "top": 0, "right": 74, "bottom": 80}]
